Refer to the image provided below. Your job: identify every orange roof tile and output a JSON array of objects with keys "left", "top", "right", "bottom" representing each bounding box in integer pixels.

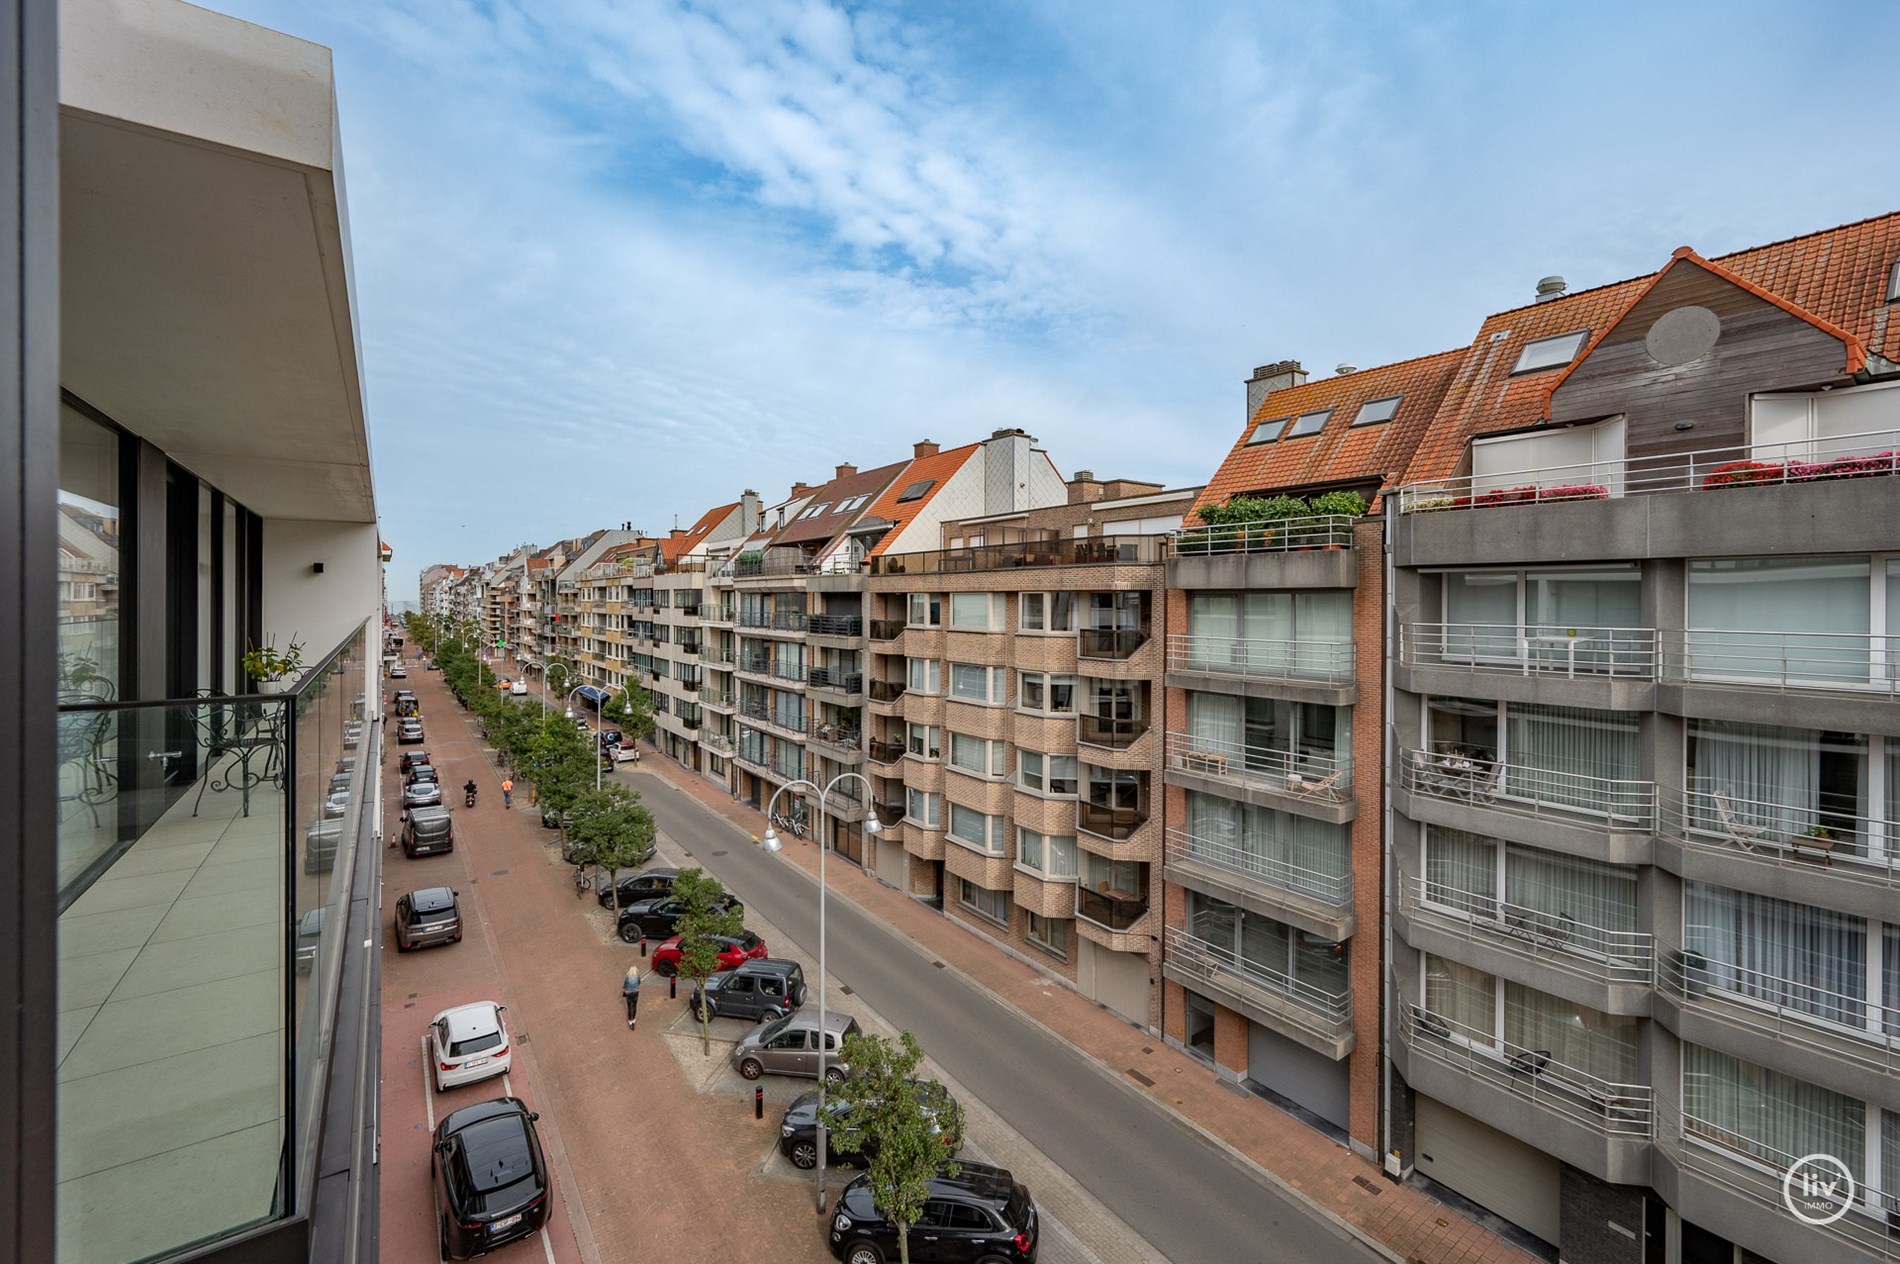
[
  {"left": 661, "top": 501, "right": 737, "bottom": 563},
  {"left": 862, "top": 443, "right": 982, "bottom": 556}
]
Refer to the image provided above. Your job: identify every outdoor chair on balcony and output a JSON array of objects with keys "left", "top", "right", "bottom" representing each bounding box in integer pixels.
[
  {"left": 1286, "top": 767, "right": 1343, "bottom": 800},
  {"left": 1506, "top": 1049, "right": 1551, "bottom": 1076},
  {"left": 1710, "top": 791, "right": 1768, "bottom": 853},
  {"left": 1183, "top": 749, "right": 1228, "bottom": 775}
]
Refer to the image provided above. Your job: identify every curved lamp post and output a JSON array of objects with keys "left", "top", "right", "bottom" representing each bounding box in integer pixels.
[
  {"left": 560, "top": 683, "right": 608, "bottom": 794},
  {"left": 761, "top": 772, "right": 880, "bottom": 1214}
]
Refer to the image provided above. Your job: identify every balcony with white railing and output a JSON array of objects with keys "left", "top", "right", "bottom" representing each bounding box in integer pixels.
[
  {"left": 1168, "top": 515, "right": 1360, "bottom": 591},
  {"left": 1397, "top": 747, "right": 1657, "bottom": 835},
  {"left": 1401, "top": 623, "right": 1658, "bottom": 681},
  {"left": 1396, "top": 427, "right": 1900, "bottom": 515},
  {"left": 1662, "top": 629, "right": 1900, "bottom": 698},
  {"left": 1164, "top": 730, "right": 1352, "bottom": 808},
  {"left": 1165, "top": 634, "right": 1355, "bottom": 688},
  {"left": 1169, "top": 514, "right": 1357, "bottom": 555},
  {"left": 1163, "top": 925, "right": 1354, "bottom": 1057},
  {"left": 1397, "top": 873, "right": 1653, "bottom": 998},
  {"left": 1658, "top": 943, "right": 1900, "bottom": 1080},
  {"left": 1667, "top": 778, "right": 1900, "bottom": 891},
  {"left": 1164, "top": 827, "right": 1353, "bottom": 936}
]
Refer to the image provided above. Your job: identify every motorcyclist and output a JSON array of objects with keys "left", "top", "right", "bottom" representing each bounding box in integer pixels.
[{"left": 463, "top": 779, "right": 478, "bottom": 805}]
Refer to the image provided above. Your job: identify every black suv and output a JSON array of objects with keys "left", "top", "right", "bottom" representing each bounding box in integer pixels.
[
  {"left": 432, "top": 1097, "right": 550, "bottom": 1260},
  {"left": 594, "top": 866, "right": 678, "bottom": 909},
  {"left": 780, "top": 1079, "right": 960, "bottom": 1171},
  {"left": 691, "top": 958, "right": 805, "bottom": 1022},
  {"left": 829, "top": 1161, "right": 1036, "bottom": 1264},
  {"left": 615, "top": 893, "right": 741, "bottom": 942}
]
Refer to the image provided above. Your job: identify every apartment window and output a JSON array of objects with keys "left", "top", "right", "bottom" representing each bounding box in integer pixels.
[
  {"left": 1186, "top": 591, "right": 1350, "bottom": 678},
  {"left": 949, "top": 662, "right": 1007, "bottom": 704},
  {"left": 1422, "top": 826, "right": 1637, "bottom": 950},
  {"left": 1025, "top": 912, "right": 1069, "bottom": 958},
  {"left": 1421, "top": 955, "right": 1639, "bottom": 1086},
  {"left": 904, "top": 657, "right": 942, "bottom": 695},
  {"left": 1687, "top": 556, "right": 1873, "bottom": 687},
  {"left": 1020, "top": 592, "right": 1078, "bottom": 633},
  {"left": 1752, "top": 380, "right": 1900, "bottom": 455},
  {"left": 1017, "top": 828, "right": 1077, "bottom": 878},
  {"left": 1281, "top": 409, "right": 1332, "bottom": 439},
  {"left": 1086, "top": 590, "right": 1143, "bottom": 632},
  {"left": 949, "top": 806, "right": 1006, "bottom": 854},
  {"left": 1440, "top": 567, "right": 1643, "bottom": 673},
  {"left": 1683, "top": 1043, "right": 1864, "bottom": 1177},
  {"left": 1246, "top": 416, "right": 1289, "bottom": 445},
  {"left": 1470, "top": 415, "right": 1625, "bottom": 497},
  {"left": 1185, "top": 791, "right": 1349, "bottom": 899},
  {"left": 1425, "top": 697, "right": 1638, "bottom": 817},
  {"left": 1188, "top": 895, "right": 1344, "bottom": 1004},
  {"left": 1686, "top": 719, "right": 1868, "bottom": 851},
  {"left": 906, "top": 788, "right": 942, "bottom": 827},
  {"left": 956, "top": 878, "right": 1010, "bottom": 924},
  {"left": 948, "top": 592, "right": 1004, "bottom": 630},
  {"left": 1684, "top": 882, "right": 1869, "bottom": 1026},
  {"left": 905, "top": 723, "right": 942, "bottom": 759},
  {"left": 1018, "top": 751, "right": 1078, "bottom": 795},
  {"left": 1018, "top": 672, "right": 1076, "bottom": 714},
  {"left": 949, "top": 733, "right": 1007, "bottom": 777},
  {"left": 1351, "top": 395, "right": 1402, "bottom": 427},
  {"left": 907, "top": 593, "right": 942, "bottom": 626},
  {"left": 1511, "top": 329, "right": 1589, "bottom": 374},
  {"left": 1188, "top": 691, "right": 1350, "bottom": 777}
]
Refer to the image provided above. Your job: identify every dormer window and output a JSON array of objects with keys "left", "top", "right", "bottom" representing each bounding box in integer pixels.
[
  {"left": 1888, "top": 259, "right": 1900, "bottom": 302},
  {"left": 1511, "top": 330, "right": 1589, "bottom": 375},
  {"left": 1246, "top": 417, "right": 1289, "bottom": 445},
  {"left": 1281, "top": 409, "right": 1333, "bottom": 439},
  {"left": 1352, "top": 395, "right": 1402, "bottom": 427}
]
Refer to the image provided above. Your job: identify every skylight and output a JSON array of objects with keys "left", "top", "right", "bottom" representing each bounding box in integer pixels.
[
  {"left": 896, "top": 479, "right": 935, "bottom": 502},
  {"left": 1352, "top": 395, "right": 1402, "bottom": 426},
  {"left": 1281, "top": 409, "right": 1332, "bottom": 439},
  {"left": 798, "top": 502, "right": 831, "bottom": 519},
  {"left": 1888, "top": 259, "right": 1900, "bottom": 302},
  {"left": 1511, "top": 330, "right": 1589, "bottom": 374},
  {"left": 1245, "top": 418, "right": 1289, "bottom": 445}
]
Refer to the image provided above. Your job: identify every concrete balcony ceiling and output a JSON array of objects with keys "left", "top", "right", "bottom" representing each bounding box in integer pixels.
[{"left": 59, "top": 0, "right": 372, "bottom": 522}]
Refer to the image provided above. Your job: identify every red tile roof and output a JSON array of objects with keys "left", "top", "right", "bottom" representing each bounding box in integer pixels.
[
  {"left": 771, "top": 460, "right": 909, "bottom": 548},
  {"left": 660, "top": 501, "right": 733, "bottom": 564},
  {"left": 861, "top": 443, "right": 981, "bottom": 556}
]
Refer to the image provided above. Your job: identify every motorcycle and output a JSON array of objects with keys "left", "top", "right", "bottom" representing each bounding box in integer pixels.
[{"left": 464, "top": 786, "right": 478, "bottom": 808}]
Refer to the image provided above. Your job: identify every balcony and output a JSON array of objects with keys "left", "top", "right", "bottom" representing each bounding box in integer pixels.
[
  {"left": 1170, "top": 513, "right": 1357, "bottom": 555},
  {"left": 1078, "top": 627, "right": 1149, "bottom": 659},
  {"left": 702, "top": 691, "right": 736, "bottom": 712},
  {"left": 868, "top": 619, "right": 905, "bottom": 642},
  {"left": 739, "top": 609, "right": 808, "bottom": 633},
  {"left": 807, "top": 720, "right": 863, "bottom": 759},
  {"left": 807, "top": 614, "right": 864, "bottom": 638},
  {"left": 1661, "top": 628, "right": 1900, "bottom": 698},
  {"left": 1164, "top": 827, "right": 1353, "bottom": 938},
  {"left": 867, "top": 680, "right": 907, "bottom": 704},
  {"left": 1167, "top": 515, "right": 1360, "bottom": 591},
  {"left": 807, "top": 668, "right": 864, "bottom": 698},
  {"left": 1076, "top": 885, "right": 1149, "bottom": 930},
  {"left": 704, "top": 605, "right": 734, "bottom": 626},
  {"left": 1166, "top": 634, "right": 1355, "bottom": 688},
  {"left": 1397, "top": 873, "right": 1652, "bottom": 999},
  {"left": 1165, "top": 730, "right": 1352, "bottom": 807},
  {"left": 867, "top": 534, "right": 1164, "bottom": 576},
  {"left": 1401, "top": 623, "right": 1657, "bottom": 681},
  {"left": 1163, "top": 926, "right": 1354, "bottom": 1058},
  {"left": 1657, "top": 945, "right": 1900, "bottom": 1081},
  {"left": 867, "top": 738, "right": 905, "bottom": 766},
  {"left": 700, "top": 733, "right": 735, "bottom": 756},
  {"left": 678, "top": 638, "right": 701, "bottom": 656},
  {"left": 1077, "top": 713, "right": 1149, "bottom": 750},
  {"left": 1663, "top": 782, "right": 1900, "bottom": 907},
  {"left": 871, "top": 800, "right": 904, "bottom": 828},
  {"left": 739, "top": 701, "right": 806, "bottom": 741},
  {"left": 1077, "top": 801, "right": 1147, "bottom": 842},
  {"left": 1397, "top": 747, "right": 1656, "bottom": 833}
]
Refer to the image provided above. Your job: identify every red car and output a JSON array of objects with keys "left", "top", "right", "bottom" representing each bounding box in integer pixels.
[{"left": 648, "top": 930, "right": 767, "bottom": 978}]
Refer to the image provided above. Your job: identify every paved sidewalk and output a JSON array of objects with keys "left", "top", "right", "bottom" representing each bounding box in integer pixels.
[{"left": 631, "top": 750, "right": 1542, "bottom": 1264}]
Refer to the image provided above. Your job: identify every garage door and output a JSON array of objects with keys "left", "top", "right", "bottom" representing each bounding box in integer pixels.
[
  {"left": 1414, "top": 1095, "right": 1561, "bottom": 1246},
  {"left": 1247, "top": 1022, "right": 1349, "bottom": 1130}
]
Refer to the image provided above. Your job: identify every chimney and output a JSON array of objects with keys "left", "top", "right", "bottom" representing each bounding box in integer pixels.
[
  {"left": 1246, "top": 360, "right": 1307, "bottom": 421},
  {"left": 1067, "top": 470, "right": 1104, "bottom": 505},
  {"left": 740, "top": 489, "right": 762, "bottom": 535},
  {"left": 1535, "top": 275, "right": 1567, "bottom": 303},
  {"left": 669, "top": 528, "right": 687, "bottom": 542},
  {"left": 913, "top": 439, "right": 940, "bottom": 459},
  {"left": 835, "top": 463, "right": 857, "bottom": 480},
  {"left": 790, "top": 481, "right": 811, "bottom": 498}
]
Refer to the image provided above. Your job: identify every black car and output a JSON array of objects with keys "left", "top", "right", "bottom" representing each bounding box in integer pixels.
[
  {"left": 615, "top": 893, "right": 741, "bottom": 942},
  {"left": 597, "top": 728, "right": 623, "bottom": 748},
  {"left": 691, "top": 958, "right": 805, "bottom": 1022},
  {"left": 781, "top": 1079, "right": 960, "bottom": 1171},
  {"left": 432, "top": 1096, "right": 551, "bottom": 1260},
  {"left": 594, "top": 866, "right": 678, "bottom": 909},
  {"left": 829, "top": 1161, "right": 1036, "bottom": 1264},
  {"left": 406, "top": 762, "right": 440, "bottom": 786},
  {"left": 400, "top": 749, "right": 432, "bottom": 774}
]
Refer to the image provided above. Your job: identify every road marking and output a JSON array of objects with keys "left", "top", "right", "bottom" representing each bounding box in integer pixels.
[
  {"left": 503, "top": 1071, "right": 514, "bottom": 1097},
  {"left": 421, "top": 1034, "right": 436, "bottom": 1130},
  {"left": 539, "top": 1226, "right": 556, "bottom": 1264}
]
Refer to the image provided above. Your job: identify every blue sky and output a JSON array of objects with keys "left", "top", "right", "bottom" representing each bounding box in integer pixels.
[{"left": 207, "top": 1, "right": 1900, "bottom": 602}]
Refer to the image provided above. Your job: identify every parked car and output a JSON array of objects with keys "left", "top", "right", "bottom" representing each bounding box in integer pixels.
[
  {"left": 827, "top": 1161, "right": 1037, "bottom": 1264},
  {"left": 389, "top": 663, "right": 407, "bottom": 679},
  {"left": 295, "top": 908, "right": 324, "bottom": 973},
  {"left": 403, "top": 779, "right": 444, "bottom": 808},
  {"left": 428, "top": 1001, "right": 511, "bottom": 1091},
  {"left": 510, "top": 680, "right": 528, "bottom": 696},
  {"left": 595, "top": 866, "right": 678, "bottom": 909},
  {"left": 610, "top": 743, "right": 639, "bottom": 763},
  {"left": 400, "top": 749, "right": 432, "bottom": 774},
  {"left": 730, "top": 1010, "right": 859, "bottom": 1083},
  {"left": 597, "top": 729, "right": 623, "bottom": 748},
  {"left": 780, "top": 1079, "right": 961, "bottom": 1170},
  {"left": 321, "top": 789, "right": 350, "bottom": 820},
  {"left": 402, "top": 806, "right": 455, "bottom": 858},
  {"left": 305, "top": 818, "right": 342, "bottom": 874},
  {"left": 406, "top": 762, "right": 440, "bottom": 786},
  {"left": 395, "top": 887, "right": 462, "bottom": 952},
  {"left": 539, "top": 806, "right": 563, "bottom": 830},
  {"left": 432, "top": 1097, "right": 550, "bottom": 1259},
  {"left": 616, "top": 893, "right": 742, "bottom": 943},
  {"left": 691, "top": 958, "right": 805, "bottom": 1022},
  {"left": 398, "top": 720, "right": 426, "bottom": 745},
  {"left": 649, "top": 930, "right": 765, "bottom": 978}
]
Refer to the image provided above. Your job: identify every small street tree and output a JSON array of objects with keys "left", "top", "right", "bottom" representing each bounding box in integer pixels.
[
  {"left": 827, "top": 1031, "right": 962, "bottom": 1264},
  {"left": 670, "top": 867, "right": 745, "bottom": 1053},
  {"left": 604, "top": 681, "right": 657, "bottom": 745},
  {"left": 563, "top": 784, "right": 655, "bottom": 908},
  {"left": 526, "top": 712, "right": 592, "bottom": 826}
]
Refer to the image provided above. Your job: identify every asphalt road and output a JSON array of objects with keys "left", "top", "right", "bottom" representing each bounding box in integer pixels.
[{"left": 631, "top": 771, "right": 1385, "bottom": 1264}]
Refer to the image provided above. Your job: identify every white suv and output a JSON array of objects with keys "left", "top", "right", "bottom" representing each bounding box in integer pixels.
[{"left": 429, "top": 1001, "right": 511, "bottom": 1091}]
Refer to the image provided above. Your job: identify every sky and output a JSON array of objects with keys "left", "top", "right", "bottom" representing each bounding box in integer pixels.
[{"left": 207, "top": 0, "right": 1900, "bottom": 604}]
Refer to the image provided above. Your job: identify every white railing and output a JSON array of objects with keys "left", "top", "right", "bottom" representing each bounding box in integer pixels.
[
  {"left": 1165, "top": 927, "right": 1352, "bottom": 1038},
  {"left": 1659, "top": 943, "right": 1900, "bottom": 1075},
  {"left": 1397, "top": 426, "right": 1900, "bottom": 514},
  {"left": 1662, "top": 629, "right": 1900, "bottom": 696},
  {"left": 1165, "top": 731, "right": 1351, "bottom": 801},
  {"left": 1399, "top": 873, "right": 1653, "bottom": 985},
  {"left": 1401, "top": 623, "right": 1658, "bottom": 680},
  {"left": 1165, "top": 827, "right": 1352, "bottom": 912},
  {"left": 1398, "top": 747, "right": 1656, "bottom": 829},
  {"left": 1670, "top": 778, "right": 1900, "bottom": 872},
  {"left": 1169, "top": 513, "right": 1357, "bottom": 556},
  {"left": 1165, "top": 634, "right": 1355, "bottom": 686},
  {"left": 1400, "top": 1005, "right": 1653, "bottom": 1138}
]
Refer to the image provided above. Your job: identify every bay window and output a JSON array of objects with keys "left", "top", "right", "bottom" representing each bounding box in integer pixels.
[
  {"left": 949, "top": 805, "right": 1006, "bottom": 854},
  {"left": 949, "top": 733, "right": 1007, "bottom": 778},
  {"left": 905, "top": 723, "right": 941, "bottom": 759},
  {"left": 949, "top": 662, "right": 1007, "bottom": 704},
  {"left": 906, "top": 658, "right": 942, "bottom": 694},
  {"left": 1020, "top": 592, "right": 1078, "bottom": 633},
  {"left": 1018, "top": 671, "right": 1076, "bottom": 715},
  {"left": 949, "top": 592, "right": 1005, "bottom": 630},
  {"left": 905, "top": 788, "right": 941, "bottom": 827},
  {"left": 1017, "top": 829, "right": 1077, "bottom": 878},
  {"left": 907, "top": 593, "right": 942, "bottom": 627},
  {"left": 1018, "top": 751, "right": 1078, "bottom": 795}
]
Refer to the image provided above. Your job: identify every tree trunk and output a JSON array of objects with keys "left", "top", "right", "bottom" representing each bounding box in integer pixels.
[
  {"left": 897, "top": 1221, "right": 911, "bottom": 1264},
  {"left": 698, "top": 983, "right": 711, "bottom": 1054}
]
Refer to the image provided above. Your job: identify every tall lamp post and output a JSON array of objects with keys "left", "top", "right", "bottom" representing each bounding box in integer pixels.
[
  {"left": 560, "top": 683, "right": 609, "bottom": 794},
  {"left": 542, "top": 659, "right": 573, "bottom": 721},
  {"left": 760, "top": 772, "right": 880, "bottom": 1214}
]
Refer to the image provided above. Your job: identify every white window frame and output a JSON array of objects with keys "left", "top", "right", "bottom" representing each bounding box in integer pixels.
[
  {"left": 1017, "top": 671, "right": 1077, "bottom": 715},
  {"left": 1017, "top": 751, "right": 1078, "bottom": 796},
  {"left": 1016, "top": 828, "right": 1078, "bottom": 879},
  {"left": 1511, "top": 330, "right": 1589, "bottom": 375},
  {"left": 905, "top": 723, "right": 942, "bottom": 760},
  {"left": 905, "top": 788, "right": 942, "bottom": 827},
  {"left": 1024, "top": 911, "right": 1069, "bottom": 958},
  {"left": 950, "top": 592, "right": 1005, "bottom": 630},
  {"left": 907, "top": 593, "right": 942, "bottom": 627},
  {"left": 949, "top": 806, "right": 1007, "bottom": 855},
  {"left": 949, "top": 662, "right": 1008, "bottom": 704},
  {"left": 906, "top": 658, "right": 943, "bottom": 694},
  {"left": 949, "top": 732, "right": 1007, "bottom": 778},
  {"left": 956, "top": 878, "right": 1010, "bottom": 925}
]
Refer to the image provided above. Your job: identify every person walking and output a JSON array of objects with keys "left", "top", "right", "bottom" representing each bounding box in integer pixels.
[
  {"left": 622, "top": 964, "right": 642, "bottom": 1029},
  {"left": 501, "top": 776, "right": 514, "bottom": 808}
]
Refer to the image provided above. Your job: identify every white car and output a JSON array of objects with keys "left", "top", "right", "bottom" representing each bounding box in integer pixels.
[
  {"left": 429, "top": 1001, "right": 511, "bottom": 1091},
  {"left": 510, "top": 680, "right": 528, "bottom": 696},
  {"left": 610, "top": 743, "right": 639, "bottom": 763},
  {"left": 389, "top": 664, "right": 407, "bottom": 679}
]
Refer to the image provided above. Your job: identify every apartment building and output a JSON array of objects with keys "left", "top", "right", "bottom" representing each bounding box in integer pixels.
[
  {"left": 1385, "top": 215, "right": 1900, "bottom": 1264},
  {"left": 1162, "top": 351, "right": 1466, "bottom": 1157},
  {"left": 865, "top": 473, "right": 1200, "bottom": 1026},
  {"left": 644, "top": 500, "right": 759, "bottom": 769}
]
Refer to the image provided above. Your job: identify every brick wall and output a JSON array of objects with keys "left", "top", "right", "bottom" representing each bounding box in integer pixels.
[{"left": 1559, "top": 1166, "right": 1646, "bottom": 1264}]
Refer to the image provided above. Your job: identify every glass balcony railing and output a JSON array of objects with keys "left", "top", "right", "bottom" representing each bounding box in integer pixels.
[
  {"left": 1401, "top": 623, "right": 1659, "bottom": 680},
  {"left": 1077, "top": 801, "right": 1147, "bottom": 841},
  {"left": 1076, "top": 885, "right": 1149, "bottom": 930},
  {"left": 1077, "top": 713, "right": 1148, "bottom": 749},
  {"left": 867, "top": 738, "right": 905, "bottom": 765},
  {"left": 867, "top": 680, "right": 907, "bottom": 703},
  {"left": 1167, "top": 634, "right": 1355, "bottom": 685},
  {"left": 1078, "top": 627, "right": 1149, "bottom": 659},
  {"left": 868, "top": 619, "right": 905, "bottom": 641}
]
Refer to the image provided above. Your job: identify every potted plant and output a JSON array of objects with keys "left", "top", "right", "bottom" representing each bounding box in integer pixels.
[{"left": 243, "top": 637, "right": 306, "bottom": 691}]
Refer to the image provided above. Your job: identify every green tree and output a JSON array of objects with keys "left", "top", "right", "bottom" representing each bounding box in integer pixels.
[
  {"left": 564, "top": 784, "right": 656, "bottom": 906},
  {"left": 544, "top": 656, "right": 575, "bottom": 699},
  {"left": 828, "top": 1031, "right": 962, "bottom": 1264},
  {"left": 604, "top": 681, "right": 657, "bottom": 746},
  {"left": 525, "top": 711, "right": 593, "bottom": 826},
  {"left": 670, "top": 867, "right": 745, "bottom": 1053}
]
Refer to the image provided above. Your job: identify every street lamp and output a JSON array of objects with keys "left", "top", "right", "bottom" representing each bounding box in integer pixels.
[
  {"left": 541, "top": 659, "right": 573, "bottom": 720},
  {"left": 760, "top": 772, "right": 880, "bottom": 1214},
  {"left": 560, "top": 683, "right": 608, "bottom": 794}
]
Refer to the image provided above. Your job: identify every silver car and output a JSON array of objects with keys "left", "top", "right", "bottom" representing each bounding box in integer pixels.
[
  {"left": 402, "top": 779, "right": 442, "bottom": 808},
  {"left": 394, "top": 887, "right": 462, "bottom": 952},
  {"left": 730, "top": 1010, "right": 860, "bottom": 1083}
]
